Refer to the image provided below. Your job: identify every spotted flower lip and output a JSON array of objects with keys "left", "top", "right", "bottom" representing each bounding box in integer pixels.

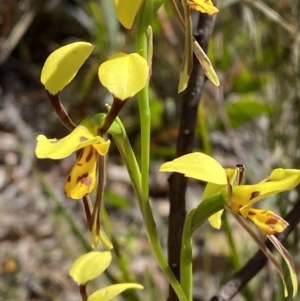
[{"left": 35, "top": 125, "right": 110, "bottom": 199}]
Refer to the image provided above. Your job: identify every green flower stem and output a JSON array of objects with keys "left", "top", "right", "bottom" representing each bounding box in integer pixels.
[
  {"left": 111, "top": 129, "right": 142, "bottom": 201},
  {"left": 136, "top": 31, "right": 188, "bottom": 301},
  {"left": 112, "top": 126, "right": 188, "bottom": 301},
  {"left": 180, "top": 209, "right": 195, "bottom": 301},
  {"left": 136, "top": 32, "right": 150, "bottom": 204},
  {"left": 179, "top": 194, "right": 225, "bottom": 301}
]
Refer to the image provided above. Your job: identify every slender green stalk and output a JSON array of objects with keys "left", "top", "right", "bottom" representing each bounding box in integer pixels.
[
  {"left": 112, "top": 128, "right": 142, "bottom": 202},
  {"left": 135, "top": 30, "right": 188, "bottom": 301},
  {"left": 180, "top": 210, "right": 195, "bottom": 301},
  {"left": 112, "top": 129, "right": 188, "bottom": 301},
  {"left": 136, "top": 32, "right": 150, "bottom": 204},
  {"left": 180, "top": 194, "right": 225, "bottom": 301}
]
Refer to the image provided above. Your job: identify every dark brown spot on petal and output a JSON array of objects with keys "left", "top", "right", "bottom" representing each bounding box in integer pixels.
[
  {"left": 67, "top": 175, "right": 71, "bottom": 182},
  {"left": 76, "top": 163, "right": 83, "bottom": 166},
  {"left": 77, "top": 173, "right": 92, "bottom": 187},
  {"left": 80, "top": 136, "right": 88, "bottom": 142},
  {"left": 86, "top": 147, "right": 94, "bottom": 163},
  {"left": 265, "top": 215, "right": 280, "bottom": 225},
  {"left": 248, "top": 209, "right": 267, "bottom": 216},
  {"left": 77, "top": 172, "right": 88, "bottom": 183},
  {"left": 250, "top": 191, "right": 260, "bottom": 200}
]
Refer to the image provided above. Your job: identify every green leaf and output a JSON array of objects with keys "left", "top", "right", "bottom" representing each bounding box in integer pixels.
[
  {"left": 225, "top": 99, "right": 272, "bottom": 128},
  {"left": 180, "top": 209, "right": 195, "bottom": 300},
  {"left": 232, "top": 69, "right": 264, "bottom": 93},
  {"left": 104, "top": 189, "right": 130, "bottom": 209},
  {"left": 88, "top": 283, "right": 143, "bottom": 301}
]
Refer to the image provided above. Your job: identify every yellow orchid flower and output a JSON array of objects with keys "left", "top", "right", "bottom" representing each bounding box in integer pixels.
[
  {"left": 35, "top": 120, "right": 110, "bottom": 200},
  {"left": 188, "top": 0, "right": 219, "bottom": 15},
  {"left": 205, "top": 167, "right": 300, "bottom": 234},
  {"left": 160, "top": 152, "right": 300, "bottom": 297}
]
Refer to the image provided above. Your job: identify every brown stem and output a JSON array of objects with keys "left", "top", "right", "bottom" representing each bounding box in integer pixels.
[
  {"left": 79, "top": 284, "right": 88, "bottom": 301},
  {"left": 46, "top": 91, "right": 76, "bottom": 131},
  {"left": 82, "top": 196, "right": 93, "bottom": 226},
  {"left": 209, "top": 199, "right": 300, "bottom": 301},
  {"left": 167, "top": 8, "right": 218, "bottom": 301},
  {"left": 89, "top": 155, "right": 106, "bottom": 236},
  {"left": 98, "top": 97, "right": 127, "bottom": 135}
]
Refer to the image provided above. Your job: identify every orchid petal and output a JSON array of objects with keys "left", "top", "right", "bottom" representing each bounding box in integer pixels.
[
  {"left": 188, "top": 0, "right": 219, "bottom": 15},
  {"left": 160, "top": 152, "right": 227, "bottom": 185},
  {"left": 202, "top": 167, "right": 237, "bottom": 229},
  {"left": 208, "top": 209, "right": 223, "bottom": 229},
  {"left": 64, "top": 146, "right": 97, "bottom": 199},
  {"left": 246, "top": 208, "right": 288, "bottom": 235},
  {"left": 232, "top": 169, "right": 300, "bottom": 209},
  {"left": 88, "top": 283, "right": 143, "bottom": 301},
  {"left": 41, "top": 42, "right": 94, "bottom": 94},
  {"left": 98, "top": 52, "right": 149, "bottom": 100},
  {"left": 35, "top": 126, "right": 106, "bottom": 159},
  {"left": 203, "top": 167, "right": 238, "bottom": 199},
  {"left": 232, "top": 212, "right": 289, "bottom": 297},
  {"left": 267, "top": 235, "right": 298, "bottom": 297},
  {"left": 113, "top": 0, "right": 143, "bottom": 29},
  {"left": 69, "top": 251, "right": 112, "bottom": 285}
]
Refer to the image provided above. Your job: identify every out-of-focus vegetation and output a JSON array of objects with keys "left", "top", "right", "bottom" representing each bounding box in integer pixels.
[{"left": 0, "top": 1, "right": 299, "bottom": 301}]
